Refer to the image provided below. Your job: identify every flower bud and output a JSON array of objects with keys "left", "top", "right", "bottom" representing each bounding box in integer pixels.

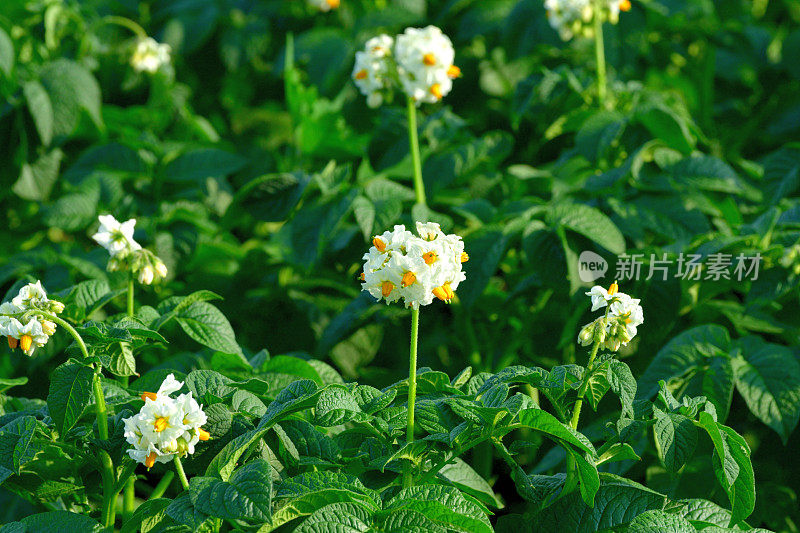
[
  {"left": 41, "top": 320, "right": 57, "bottom": 336},
  {"left": 49, "top": 301, "right": 65, "bottom": 314},
  {"left": 138, "top": 266, "right": 155, "bottom": 285},
  {"left": 577, "top": 322, "right": 594, "bottom": 346},
  {"left": 154, "top": 260, "right": 168, "bottom": 279}
]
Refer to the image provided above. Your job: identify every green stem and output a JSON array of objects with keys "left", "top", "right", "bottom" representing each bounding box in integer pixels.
[
  {"left": 593, "top": 0, "right": 607, "bottom": 107},
  {"left": 98, "top": 15, "right": 148, "bottom": 39},
  {"left": 173, "top": 456, "right": 189, "bottom": 491},
  {"left": 99, "top": 450, "right": 116, "bottom": 528},
  {"left": 123, "top": 274, "right": 136, "bottom": 517},
  {"left": 127, "top": 274, "right": 135, "bottom": 318},
  {"left": 570, "top": 340, "right": 601, "bottom": 430},
  {"left": 149, "top": 471, "right": 174, "bottom": 500},
  {"left": 402, "top": 307, "right": 420, "bottom": 488},
  {"left": 406, "top": 97, "right": 426, "bottom": 207},
  {"left": 38, "top": 313, "right": 90, "bottom": 359}
]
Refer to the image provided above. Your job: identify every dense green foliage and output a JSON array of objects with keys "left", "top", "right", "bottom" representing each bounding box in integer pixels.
[{"left": 1, "top": 0, "right": 799, "bottom": 531}]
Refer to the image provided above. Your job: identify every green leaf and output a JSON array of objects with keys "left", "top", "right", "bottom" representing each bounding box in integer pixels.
[
  {"left": 638, "top": 325, "right": 731, "bottom": 399},
  {"left": 458, "top": 227, "right": 510, "bottom": 307},
  {"left": 731, "top": 336, "right": 800, "bottom": 444},
  {"left": 514, "top": 409, "right": 596, "bottom": 456},
  {"left": 0, "top": 416, "right": 40, "bottom": 474},
  {"left": 702, "top": 356, "right": 735, "bottom": 422},
  {"left": 229, "top": 172, "right": 310, "bottom": 222},
  {"left": 185, "top": 370, "right": 234, "bottom": 403},
  {"left": 46, "top": 360, "right": 95, "bottom": 435},
  {"left": 566, "top": 447, "right": 600, "bottom": 507},
  {"left": 4, "top": 511, "right": 102, "bottom": 532},
  {"left": 575, "top": 110, "right": 626, "bottom": 162},
  {"left": 164, "top": 148, "right": 246, "bottom": 183},
  {"left": 260, "top": 380, "right": 322, "bottom": 428},
  {"left": 385, "top": 485, "right": 493, "bottom": 533},
  {"left": 0, "top": 27, "right": 12, "bottom": 75},
  {"left": 625, "top": 510, "right": 695, "bottom": 533},
  {"left": 696, "top": 413, "right": 756, "bottom": 526},
  {"left": 0, "top": 377, "right": 28, "bottom": 394},
  {"left": 667, "top": 155, "right": 761, "bottom": 200},
  {"left": 39, "top": 59, "right": 102, "bottom": 137},
  {"left": 174, "top": 301, "right": 240, "bottom": 355},
  {"left": 437, "top": 458, "right": 502, "bottom": 509},
  {"left": 584, "top": 364, "right": 611, "bottom": 411},
  {"left": 670, "top": 498, "right": 735, "bottom": 528},
  {"left": 608, "top": 361, "right": 637, "bottom": 419},
  {"left": 108, "top": 342, "right": 137, "bottom": 378},
  {"left": 634, "top": 102, "right": 696, "bottom": 155},
  {"left": 120, "top": 498, "right": 171, "bottom": 533},
  {"left": 596, "top": 442, "right": 641, "bottom": 465},
  {"left": 205, "top": 428, "right": 268, "bottom": 481},
  {"left": 13, "top": 149, "right": 63, "bottom": 202},
  {"left": 23, "top": 81, "right": 54, "bottom": 145},
  {"left": 294, "top": 502, "right": 375, "bottom": 533},
  {"left": 190, "top": 459, "right": 272, "bottom": 521},
  {"left": 547, "top": 202, "right": 626, "bottom": 255},
  {"left": 653, "top": 409, "right": 697, "bottom": 473},
  {"left": 315, "top": 386, "right": 368, "bottom": 426},
  {"left": 533, "top": 474, "right": 667, "bottom": 532}
]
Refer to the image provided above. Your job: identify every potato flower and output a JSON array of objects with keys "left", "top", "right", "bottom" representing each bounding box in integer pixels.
[
  {"left": 352, "top": 26, "right": 461, "bottom": 107},
  {"left": 308, "top": 0, "right": 340, "bottom": 11},
  {"left": 131, "top": 37, "right": 171, "bottom": 73},
  {"left": 545, "top": 0, "right": 632, "bottom": 40},
  {"left": 1, "top": 282, "right": 64, "bottom": 357},
  {"left": 361, "top": 222, "right": 467, "bottom": 309},
  {"left": 124, "top": 374, "right": 210, "bottom": 469},
  {"left": 92, "top": 215, "right": 168, "bottom": 285},
  {"left": 578, "top": 281, "right": 643, "bottom": 351}
]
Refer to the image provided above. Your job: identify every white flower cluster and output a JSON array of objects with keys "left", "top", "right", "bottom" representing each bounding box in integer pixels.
[
  {"left": 361, "top": 222, "right": 468, "bottom": 309},
  {"left": 308, "top": 0, "right": 340, "bottom": 11},
  {"left": 0, "top": 282, "right": 64, "bottom": 357},
  {"left": 123, "top": 374, "right": 209, "bottom": 469},
  {"left": 545, "top": 0, "right": 631, "bottom": 40},
  {"left": 578, "top": 281, "right": 643, "bottom": 351},
  {"left": 131, "top": 37, "right": 171, "bottom": 73},
  {"left": 352, "top": 26, "right": 461, "bottom": 108},
  {"left": 92, "top": 215, "right": 167, "bottom": 285}
]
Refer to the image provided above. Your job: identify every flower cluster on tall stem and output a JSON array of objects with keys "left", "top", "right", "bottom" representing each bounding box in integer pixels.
[
  {"left": 0, "top": 282, "right": 65, "bottom": 357},
  {"left": 360, "top": 222, "right": 467, "bottom": 488},
  {"left": 92, "top": 214, "right": 168, "bottom": 286}
]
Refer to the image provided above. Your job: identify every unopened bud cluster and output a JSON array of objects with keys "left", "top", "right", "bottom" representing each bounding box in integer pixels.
[
  {"left": 578, "top": 281, "right": 643, "bottom": 352},
  {"left": 361, "top": 222, "right": 468, "bottom": 309},
  {"left": 308, "top": 0, "right": 340, "bottom": 11},
  {"left": 131, "top": 37, "right": 171, "bottom": 73},
  {"left": 0, "top": 282, "right": 64, "bottom": 357},
  {"left": 123, "top": 374, "right": 210, "bottom": 469},
  {"left": 93, "top": 215, "right": 168, "bottom": 285},
  {"left": 545, "top": 0, "right": 632, "bottom": 41},
  {"left": 353, "top": 26, "right": 461, "bottom": 108}
]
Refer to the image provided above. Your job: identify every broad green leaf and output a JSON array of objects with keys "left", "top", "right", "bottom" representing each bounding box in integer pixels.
[
  {"left": 46, "top": 360, "right": 95, "bottom": 435},
  {"left": 13, "top": 149, "right": 63, "bottom": 201},
  {"left": 638, "top": 325, "right": 731, "bottom": 399},
  {"left": 185, "top": 370, "right": 234, "bottom": 403},
  {"left": 458, "top": 227, "right": 510, "bottom": 307},
  {"left": 229, "top": 172, "right": 309, "bottom": 222},
  {"left": 205, "top": 428, "right": 268, "bottom": 481},
  {"left": 164, "top": 148, "right": 246, "bottom": 183},
  {"left": 514, "top": 408, "right": 596, "bottom": 456},
  {"left": 438, "top": 458, "right": 502, "bottom": 509},
  {"left": 575, "top": 110, "right": 626, "bottom": 162},
  {"left": 294, "top": 502, "right": 374, "bottom": 533},
  {"left": 702, "top": 356, "right": 735, "bottom": 423},
  {"left": 608, "top": 361, "right": 637, "bottom": 418},
  {"left": 653, "top": 409, "right": 697, "bottom": 473},
  {"left": 0, "top": 416, "right": 40, "bottom": 474},
  {"left": 547, "top": 203, "right": 626, "bottom": 255},
  {"left": 174, "top": 301, "right": 240, "bottom": 354},
  {"left": 566, "top": 447, "right": 600, "bottom": 507},
  {"left": 731, "top": 337, "right": 800, "bottom": 443},
  {"left": 4, "top": 511, "right": 102, "bottom": 532},
  {"left": 190, "top": 460, "right": 272, "bottom": 521},
  {"left": 0, "top": 377, "right": 28, "bottom": 394},
  {"left": 667, "top": 155, "right": 761, "bottom": 200},
  {"left": 584, "top": 365, "right": 611, "bottom": 411},
  {"left": 670, "top": 498, "right": 735, "bottom": 528},
  {"left": 315, "top": 386, "right": 368, "bottom": 426},
  {"left": 260, "top": 379, "right": 322, "bottom": 427},
  {"left": 596, "top": 442, "right": 641, "bottom": 465},
  {"left": 120, "top": 498, "right": 171, "bottom": 533},
  {"left": 39, "top": 59, "right": 102, "bottom": 137},
  {"left": 23, "top": 81, "right": 54, "bottom": 145},
  {"left": 625, "top": 509, "right": 695, "bottom": 533},
  {"left": 0, "top": 28, "right": 12, "bottom": 74},
  {"left": 385, "top": 485, "right": 493, "bottom": 533},
  {"left": 274, "top": 419, "right": 340, "bottom": 466}
]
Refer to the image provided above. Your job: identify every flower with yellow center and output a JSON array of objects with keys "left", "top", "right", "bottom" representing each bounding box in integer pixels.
[{"left": 395, "top": 26, "right": 458, "bottom": 105}]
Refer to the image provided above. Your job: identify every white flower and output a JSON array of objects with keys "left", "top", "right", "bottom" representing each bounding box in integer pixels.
[
  {"left": 309, "top": 0, "right": 340, "bottom": 11},
  {"left": 138, "top": 265, "right": 155, "bottom": 285},
  {"left": 545, "top": 0, "right": 631, "bottom": 40},
  {"left": 11, "top": 281, "right": 49, "bottom": 310},
  {"left": 353, "top": 35, "right": 395, "bottom": 108},
  {"left": 125, "top": 374, "right": 209, "bottom": 468},
  {"left": 131, "top": 38, "right": 171, "bottom": 73},
  {"left": 395, "top": 26, "right": 460, "bottom": 105},
  {"left": 585, "top": 281, "right": 620, "bottom": 311},
  {"left": 154, "top": 259, "right": 168, "bottom": 279},
  {"left": 92, "top": 215, "right": 141, "bottom": 258},
  {"left": 609, "top": 293, "right": 644, "bottom": 341},
  {"left": 361, "top": 223, "right": 467, "bottom": 309},
  {"left": 5, "top": 318, "right": 49, "bottom": 357},
  {"left": 579, "top": 282, "right": 643, "bottom": 351}
]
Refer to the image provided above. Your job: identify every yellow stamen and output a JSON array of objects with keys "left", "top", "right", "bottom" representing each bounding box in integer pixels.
[
  {"left": 326, "top": 0, "right": 340, "bottom": 7},
  {"left": 154, "top": 417, "right": 169, "bottom": 433},
  {"left": 354, "top": 69, "right": 368, "bottom": 80},
  {"left": 422, "top": 53, "right": 437, "bottom": 66},
  {"left": 402, "top": 272, "right": 416, "bottom": 288},
  {"left": 447, "top": 65, "right": 461, "bottom": 78},
  {"left": 381, "top": 281, "right": 395, "bottom": 298},
  {"left": 7, "top": 336, "right": 18, "bottom": 350},
  {"left": 460, "top": 252, "right": 469, "bottom": 263},
  {"left": 372, "top": 237, "right": 386, "bottom": 252},
  {"left": 433, "top": 282, "right": 454, "bottom": 303},
  {"left": 198, "top": 428, "right": 211, "bottom": 441},
  {"left": 145, "top": 452, "right": 157, "bottom": 469},
  {"left": 359, "top": 272, "right": 365, "bottom": 281},
  {"left": 141, "top": 392, "right": 158, "bottom": 402},
  {"left": 430, "top": 83, "right": 443, "bottom": 100},
  {"left": 19, "top": 335, "right": 32, "bottom": 352},
  {"left": 423, "top": 251, "right": 438, "bottom": 265},
  {"left": 619, "top": 0, "right": 631, "bottom": 11},
  {"left": 608, "top": 281, "right": 619, "bottom": 296}
]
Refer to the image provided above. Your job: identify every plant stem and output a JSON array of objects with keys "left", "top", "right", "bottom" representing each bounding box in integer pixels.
[
  {"left": 150, "top": 471, "right": 174, "bottom": 500},
  {"left": 593, "top": 0, "right": 608, "bottom": 107},
  {"left": 570, "top": 340, "right": 601, "bottom": 430},
  {"left": 402, "top": 307, "right": 420, "bottom": 489},
  {"left": 92, "top": 373, "right": 109, "bottom": 440},
  {"left": 99, "top": 450, "right": 116, "bottom": 528},
  {"left": 127, "top": 274, "right": 135, "bottom": 317},
  {"left": 406, "top": 97, "right": 426, "bottom": 207},
  {"left": 39, "top": 313, "right": 90, "bottom": 359},
  {"left": 123, "top": 273, "right": 135, "bottom": 518},
  {"left": 173, "top": 456, "right": 190, "bottom": 491}
]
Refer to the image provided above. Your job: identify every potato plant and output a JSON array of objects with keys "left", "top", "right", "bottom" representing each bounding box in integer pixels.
[{"left": 1, "top": 0, "right": 799, "bottom": 532}]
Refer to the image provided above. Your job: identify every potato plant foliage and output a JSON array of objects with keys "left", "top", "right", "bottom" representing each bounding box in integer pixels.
[{"left": 1, "top": 0, "right": 800, "bottom": 532}]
